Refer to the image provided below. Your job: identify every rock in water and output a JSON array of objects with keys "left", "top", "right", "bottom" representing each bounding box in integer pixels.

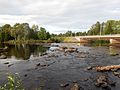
[
  {"left": 60, "top": 83, "right": 69, "bottom": 87},
  {"left": 4, "top": 62, "right": 9, "bottom": 64},
  {"left": 0, "top": 55, "right": 7, "bottom": 59},
  {"left": 71, "top": 83, "right": 80, "bottom": 90}
]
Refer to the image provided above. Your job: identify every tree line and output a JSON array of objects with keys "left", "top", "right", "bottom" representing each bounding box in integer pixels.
[
  {"left": 87, "top": 20, "right": 120, "bottom": 35},
  {"left": 0, "top": 20, "right": 120, "bottom": 42},
  {"left": 0, "top": 23, "right": 50, "bottom": 42}
]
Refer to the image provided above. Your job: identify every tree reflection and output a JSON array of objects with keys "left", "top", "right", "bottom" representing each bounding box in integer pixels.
[{"left": 6, "top": 44, "right": 48, "bottom": 60}]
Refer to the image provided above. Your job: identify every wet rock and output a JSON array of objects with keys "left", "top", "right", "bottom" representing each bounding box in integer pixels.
[
  {"left": 0, "top": 55, "right": 7, "bottom": 59},
  {"left": 108, "top": 81, "right": 116, "bottom": 87},
  {"left": 40, "top": 52, "right": 47, "bottom": 56},
  {"left": 95, "top": 75, "right": 108, "bottom": 87},
  {"left": 113, "top": 72, "right": 119, "bottom": 76},
  {"left": 60, "top": 83, "right": 69, "bottom": 87},
  {"left": 4, "top": 62, "right": 9, "bottom": 64},
  {"left": 96, "top": 65, "right": 120, "bottom": 71},
  {"left": 8, "top": 64, "right": 14, "bottom": 67},
  {"left": 36, "top": 63, "right": 40, "bottom": 66},
  {"left": 65, "top": 48, "right": 78, "bottom": 53},
  {"left": 40, "top": 64, "right": 48, "bottom": 67},
  {"left": 110, "top": 53, "right": 119, "bottom": 56},
  {"left": 95, "top": 75, "right": 115, "bottom": 89},
  {"left": 24, "top": 74, "right": 27, "bottom": 77},
  {"left": 71, "top": 83, "right": 80, "bottom": 90},
  {"left": 111, "top": 69, "right": 118, "bottom": 72},
  {"left": 87, "top": 66, "right": 93, "bottom": 70}
]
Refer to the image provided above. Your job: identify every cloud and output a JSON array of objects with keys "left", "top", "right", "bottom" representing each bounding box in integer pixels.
[{"left": 0, "top": 0, "right": 120, "bottom": 33}]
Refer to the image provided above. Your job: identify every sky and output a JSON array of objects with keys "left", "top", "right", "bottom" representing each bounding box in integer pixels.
[{"left": 0, "top": 0, "right": 120, "bottom": 34}]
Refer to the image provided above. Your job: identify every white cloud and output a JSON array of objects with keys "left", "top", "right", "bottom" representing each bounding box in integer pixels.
[{"left": 0, "top": 0, "right": 120, "bottom": 33}]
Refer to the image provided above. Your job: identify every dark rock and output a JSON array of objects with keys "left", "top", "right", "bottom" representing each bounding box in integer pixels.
[
  {"left": 24, "top": 74, "right": 27, "bottom": 77},
  {"left": 8, "top": 64, "right": 14, "bottom": 67},
  {"left": 36, "top": 63, "right": 40, "bottom": 66},
  {"left": 0, "top": 55, "right": 7, "bottom": 59},
  {"left": 41, "top": 64, "right": 48, "bottom": 67},
  {"left": 4, "top": 62, "right": 9, "bottom": 64},
  {"left": 70, "top": 83, "right": 80, "bottom": 90},
  {"left": 110, "top": 53, "right": 119, "bottom": 56},
  {"left": 60, "top": 83, "right": 69, "bottom": 87}
]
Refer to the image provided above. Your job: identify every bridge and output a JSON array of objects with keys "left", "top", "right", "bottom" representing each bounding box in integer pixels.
[{"left": 74, "top": 34, "right": 120, "bottom": 44}]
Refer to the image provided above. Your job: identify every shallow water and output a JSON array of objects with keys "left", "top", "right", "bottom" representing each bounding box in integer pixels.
[{"left": 0, "top": 43, "right": 120, "bottom": 90}]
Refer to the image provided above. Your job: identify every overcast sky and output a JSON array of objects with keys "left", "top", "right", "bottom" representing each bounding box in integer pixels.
[{"left": 0, "top": 0, "right": 120, "bottom": 33}]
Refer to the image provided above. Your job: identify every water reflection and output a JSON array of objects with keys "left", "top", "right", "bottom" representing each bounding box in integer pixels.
[{"left": 0, "top": 44, "right": 49, "bottom": 60}]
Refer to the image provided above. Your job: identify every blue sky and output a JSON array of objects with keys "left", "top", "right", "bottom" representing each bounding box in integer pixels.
[{"left": 0, "top": 0, "right": 120, "bottom": 34}]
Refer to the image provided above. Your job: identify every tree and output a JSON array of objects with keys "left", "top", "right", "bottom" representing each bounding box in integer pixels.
[
  {"left": 87, "top": 21, "right": 100, "bottom": 35},
  {"left": 103, "top": 20, "right": 113, "bottom": 35},
  {"left": 38, "top": 27, "right": 50, "bottom": 40},
  {"left": 1, "top": 24, "right": 12, "bottom": 41}
]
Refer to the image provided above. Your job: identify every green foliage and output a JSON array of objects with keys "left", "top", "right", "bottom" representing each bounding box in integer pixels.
[
  {"left": 0, "top": 23, "right": 51, "bottom": 42},
  {"left": 50, "top": 37, "right": 64, "bottom": 43},
  {"left": 87, "top": 21, "right": 100, "bottom": 35},
  {"left": 0, "top": 74, "right": 24, "bottom": 90},
  {"left": 38, "top": 27, "right": 51, "bottom": 40},
  {"left": 88, "top": 20, "right": 120, "bottom": 35}
]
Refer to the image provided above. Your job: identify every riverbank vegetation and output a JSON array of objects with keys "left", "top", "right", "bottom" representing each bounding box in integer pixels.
[
  {"left": 0, "top": 74, "right": 24, "bottom": 90},
  {"left": 0, "top": 20, "right": 120, "bottom": 44}
]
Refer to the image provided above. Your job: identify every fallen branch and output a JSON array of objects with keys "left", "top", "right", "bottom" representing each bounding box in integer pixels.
[{"left": 95, "top": 65, "right": 120, "bottom": 71}]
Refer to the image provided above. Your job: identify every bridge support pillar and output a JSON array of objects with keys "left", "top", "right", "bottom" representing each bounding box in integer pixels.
[{"left": 110, "top": 39, "right": 120, "bottom": 44}]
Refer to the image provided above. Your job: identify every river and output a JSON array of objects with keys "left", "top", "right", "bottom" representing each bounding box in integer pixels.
[{"left": 0, "top": 43, "right": 120, "bottom": 90}]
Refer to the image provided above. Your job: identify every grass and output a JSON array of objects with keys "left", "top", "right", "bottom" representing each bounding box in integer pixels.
[{"left": 0, "top": 73, "right": 24, "bottom": 90}]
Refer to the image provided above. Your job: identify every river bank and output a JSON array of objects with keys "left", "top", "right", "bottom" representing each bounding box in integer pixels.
[{"left": 0, "top": 43, "right": 120, "bottom": 90}]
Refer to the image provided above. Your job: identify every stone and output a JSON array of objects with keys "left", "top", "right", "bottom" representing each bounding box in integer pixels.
[
  {"left": 60, "top": 83, "right": 69, "bottom": 87},
  {"left": 4, "top": 62, "right": 9, "bottom": 64},
  {"left": 71, "top": 83, "right": 80, "bottom": 90},
  {"left": 110, "top": 53, "right": 119, "bottom": 56},
  {"left": 95, "top": 75, "right": 108, "bottom": 87},
  {"left": 0, "top": 55, "right": 7, "bottom": 59},
  {"left": 111, "top": 69, "right": 118, "bottom": 72},
  {"left": 36, "top": 63, "right": 40, "bottom": 66},
  {"left": 108, "top": 81, "right": 116, "bottom": 86},
  {"left": 113, "top": 72, "right": 119, "bottom": 76},
  {"left": 8, "top": 64, "right": 14, "bottom": 67},
  {"left": 87, "top": 66, "right": 93, "bottom": 70},
  {"left": 24, "top": 74, "right": 27, "bottom": 77}
]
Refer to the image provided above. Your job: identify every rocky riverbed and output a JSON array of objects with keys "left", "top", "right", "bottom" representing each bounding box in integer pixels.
[{"left": 0, "top": 43, "right": 120, "bottom": 90}]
